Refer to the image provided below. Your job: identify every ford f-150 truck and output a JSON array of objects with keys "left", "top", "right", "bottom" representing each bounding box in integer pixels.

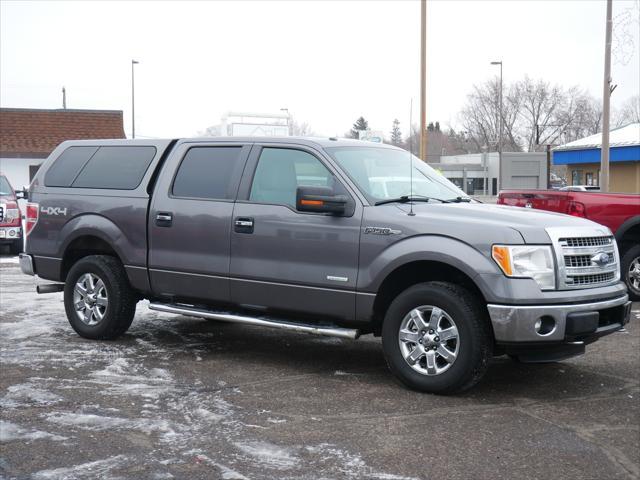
[
  {"left": 498, "top": 189, "right": 640, "bottom": 301},
  {"left": 0, "top": 173, "right": 23, "bottom": 254},
  {"left": 19, "top": 138, "right": 632, "bottom": 393}
]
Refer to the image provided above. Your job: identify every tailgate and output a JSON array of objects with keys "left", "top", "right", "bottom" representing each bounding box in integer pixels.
[{"left": 499, "top": 191, "right": 569, "bottom": 214}]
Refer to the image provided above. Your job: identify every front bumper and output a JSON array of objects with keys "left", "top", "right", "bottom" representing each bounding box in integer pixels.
[
  {"left": 0, "top": 225, "right": 22, "bottom": 242},
  {"left": 488, "top": 294, "right": 631, "bottom": 344}
]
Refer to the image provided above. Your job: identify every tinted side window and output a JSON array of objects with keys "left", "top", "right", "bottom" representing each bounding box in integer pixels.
[
  {"left": 44, "top": 146, "right": 98, "bottom": 187},
  {"left": 172, "top": 147, "right": 243, "bottom": 199},
  {"left": 249, "top": 148, "right": 334, "bottom": 208},
  {"left": 72, "top": 146, "right": 157, "bottom": 190}
]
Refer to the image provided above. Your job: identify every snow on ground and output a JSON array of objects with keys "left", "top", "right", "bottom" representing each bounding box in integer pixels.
[{"left": 0, "top": 257, "right": 416, "bottom": 479}]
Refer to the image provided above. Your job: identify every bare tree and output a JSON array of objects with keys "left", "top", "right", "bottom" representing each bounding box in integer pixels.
[
  {"left": 290, "top": 119, "right": 314, "bottom": 136},
  {"left": 614, "top": 95, "right": 640, "bottom": 126},
  {"left": 458, "top": 77, "right": 521, "bottom": 153}
]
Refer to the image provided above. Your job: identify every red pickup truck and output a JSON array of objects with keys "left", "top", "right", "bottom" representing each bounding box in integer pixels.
[
  {"left": 498, "top": 190, "right": 640, "bottom": 300},
  {"left": 0, "top": 173, "right": 23, "bottom": 255}
]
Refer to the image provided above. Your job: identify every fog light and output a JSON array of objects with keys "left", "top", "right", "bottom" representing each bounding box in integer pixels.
[
  {"left": 535, "top": 316, "right": 556, "bottom": 336},
  {"left": 8, "top": 229, "right": 15, "bottom": 237}
]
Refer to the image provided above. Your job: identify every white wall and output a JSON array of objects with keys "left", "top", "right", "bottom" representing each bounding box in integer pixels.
[{"left": 0, "top": 157, "right": 44, "bottom": 190}]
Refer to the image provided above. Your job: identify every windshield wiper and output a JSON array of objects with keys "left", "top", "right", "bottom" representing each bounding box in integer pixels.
[
  {"left": 445, "top": 196, "right": 472, "bottom": 203},
  {"left": 375, "top": 195, "right": 450, "bottom": 206}
]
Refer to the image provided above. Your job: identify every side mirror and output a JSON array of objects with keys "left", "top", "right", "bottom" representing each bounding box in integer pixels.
[
  {"left": 296, "top": 186, "right": 347, "bottom": 215},
  {"left": 15, "top": 189, "right": 26, "bottom": 200}
]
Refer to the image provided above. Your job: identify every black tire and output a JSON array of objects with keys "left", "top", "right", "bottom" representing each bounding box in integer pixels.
[
  {"left": 621, "top": 244, "right": 640, "bottom": 301},
  {"left": 64, "top": 255, "right": 137, "bottom": 340},
  {"left": 381, "top": 281, "right": 493, "bottom": 394},
  {"left": 8, "top": 239, "right": 22, "bottom": 255}
]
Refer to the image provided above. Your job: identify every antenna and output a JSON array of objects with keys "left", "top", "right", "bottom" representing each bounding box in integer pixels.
[{"left": 408, "top": 99, "right": 415, "bottom": 216}]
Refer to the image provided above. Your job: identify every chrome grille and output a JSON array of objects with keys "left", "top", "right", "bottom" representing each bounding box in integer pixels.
[
  {"left": 561, "top": 236, "right": 613, "bottom": 247},
  {"left": 546, "top": 227, "right": 620, "bottom": 290},
  {"left": 564, "top": 253, "right": 615, "bottom": 267},
  {"left": 567, "top": 271, "right": 616, "bottom": 286}
]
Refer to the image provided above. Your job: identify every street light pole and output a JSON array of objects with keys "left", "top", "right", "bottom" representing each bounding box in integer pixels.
[
  {"left": 280, "top": 108, "right": 290, "bottom": 135},
  {"left": 131, "top": 60, "right": 139, "bottom": 139},
  {"left": 491, "top": 61, "right": 503, "bottom": 192}
]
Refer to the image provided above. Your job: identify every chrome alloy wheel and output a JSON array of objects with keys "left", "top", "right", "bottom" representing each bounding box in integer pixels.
[
  {"left": 628, "top": 256, "right": 640, "bottom": 293},
  {"left": 73, "top": 273, "right": 108, "bottom": 326},
  {"left": 398, "top": 306, "right": 460, "bottom": 376}
]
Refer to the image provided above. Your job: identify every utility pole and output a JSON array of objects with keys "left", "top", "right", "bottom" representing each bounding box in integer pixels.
[
  {"left": 600, "top": 0, "right": 612, "bottom": 192},
  {"left": 131, "top": 60, "right": 139, "bottom": 139},
  {"left": 419, "top": 0, "right": 427, "bottom": 162},
  {"left": 491, "top": 61, "right": 503, "bottom": 191},
  {"left": 62, "top": 87, "right": 66, "bottom": 109}
]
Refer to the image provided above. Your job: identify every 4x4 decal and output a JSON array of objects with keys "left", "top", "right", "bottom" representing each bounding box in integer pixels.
[{"left": 40, "top": 206, "right": 68, "bottom": 216}]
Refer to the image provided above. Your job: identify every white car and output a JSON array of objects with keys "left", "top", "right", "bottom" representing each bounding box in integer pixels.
[{"left": 559, "top": 185, "right": 600, "bottom": 192}]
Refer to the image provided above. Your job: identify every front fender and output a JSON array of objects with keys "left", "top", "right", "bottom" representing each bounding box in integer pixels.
[{"left": 358, "top": 234, "right": 501, "bottom": 297}]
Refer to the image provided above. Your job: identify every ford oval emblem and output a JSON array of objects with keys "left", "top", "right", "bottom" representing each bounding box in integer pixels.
[{"left": 591, "top": 252, "right": 610, "bottom": 267}]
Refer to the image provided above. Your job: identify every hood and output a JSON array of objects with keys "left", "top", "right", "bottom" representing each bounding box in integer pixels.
[{"left": 393, "top": 202, "right": 605, "bottom": 243}]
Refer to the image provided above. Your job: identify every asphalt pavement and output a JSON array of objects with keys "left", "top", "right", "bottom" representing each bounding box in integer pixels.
[{"left": 1, "top": 254, "right": 638, "bottom": 480}]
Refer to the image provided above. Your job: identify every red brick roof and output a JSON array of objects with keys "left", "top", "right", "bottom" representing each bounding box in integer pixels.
[{"left": 0, "top": 108, "right": 126, "bottom": 157}]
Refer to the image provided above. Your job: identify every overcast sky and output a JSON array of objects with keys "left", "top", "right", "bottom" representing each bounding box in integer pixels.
[{"left": 1, "top": 0, "right": 638, "bottom": 139}]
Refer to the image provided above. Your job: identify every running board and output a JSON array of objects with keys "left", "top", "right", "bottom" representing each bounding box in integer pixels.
[{"left": 148, "top": 302, "right": 360, "bottom": 340}]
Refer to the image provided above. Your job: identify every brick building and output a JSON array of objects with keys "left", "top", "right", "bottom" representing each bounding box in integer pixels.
[{"left": 0, "top": 108, "right": 125, "bottom": 189}]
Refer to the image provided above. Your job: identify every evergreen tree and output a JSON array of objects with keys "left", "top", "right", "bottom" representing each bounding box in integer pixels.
[
  {"left": 390, "top": 119, "right": 403, "bottom": 145},
  {"left": 348, "top": 116, "right": 369, "bottom": 138}
]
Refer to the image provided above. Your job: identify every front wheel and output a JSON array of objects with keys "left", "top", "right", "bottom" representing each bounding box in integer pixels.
[
  {"left": 382, "top": 282, "right": 493, "bottom": 394},
  {"left": 64, "top": 255, "right": 137, "bottom": 340}
]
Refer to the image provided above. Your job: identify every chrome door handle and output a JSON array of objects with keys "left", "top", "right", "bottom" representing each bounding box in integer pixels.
[
  {"left": 155, "top": 212, "right": 173, "bottom": 227},
  {"left": 234, "top": 217, "right": 254, "bottom": 233}
]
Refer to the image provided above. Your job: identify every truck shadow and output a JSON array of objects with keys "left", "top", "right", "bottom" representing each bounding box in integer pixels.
[{"left": 127, "top": 313, "right": 635, "bottom": 404}]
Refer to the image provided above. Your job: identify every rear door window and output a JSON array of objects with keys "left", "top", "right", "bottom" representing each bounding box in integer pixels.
[
  {"left": 44, "top": 146, "right": 98, "bottom": 187},
  {"left": 172, "top": 146, "right": 244, "bottom": 200},
  {"left": 72, "top": 146, "right": 157, "bottom": 190}
]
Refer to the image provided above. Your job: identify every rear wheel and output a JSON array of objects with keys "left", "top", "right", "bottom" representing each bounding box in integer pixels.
[
  {"left": 382, "top": 282, "right": 492, "bottom": 394},
  {"left": 621, "top": 245, "right": 640, "bottom": 301},
  {"left": 64, "top": 255, "right": 137, "bottom": 340}
]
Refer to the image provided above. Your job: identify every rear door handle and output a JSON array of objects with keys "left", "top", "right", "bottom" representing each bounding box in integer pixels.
[
  {"left": 234, "top": 217, "right": 254, "bottom": 234},
  {"left": 156, "top": 212, "right": 173, "bottom": 227}
]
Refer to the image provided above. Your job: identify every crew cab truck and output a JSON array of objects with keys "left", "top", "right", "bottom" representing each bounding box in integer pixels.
[
  {"left": 19, "top": 138, "right": 632, "bottom": 393},
  {"left": 498, "top": 189, "right": 640, "bottom": 301}
]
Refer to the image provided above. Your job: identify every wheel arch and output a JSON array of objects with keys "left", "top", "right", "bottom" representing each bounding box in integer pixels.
[
  {"left": 615, "top": 215, "right": 640, "bottom": 253},
  {"left": 370, "top": 259, "right": 491, "bottom": 336},
  {"left": 58, "top": 214, "right": 130, "bottom": 281}
]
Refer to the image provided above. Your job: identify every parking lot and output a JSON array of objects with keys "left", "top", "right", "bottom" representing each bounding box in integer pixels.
[{"left": 0, "top": 254, "right": 638, "bottom": 480}]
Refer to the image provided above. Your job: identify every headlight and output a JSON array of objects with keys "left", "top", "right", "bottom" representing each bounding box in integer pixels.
[
  {"left": 5, "top": 208, "right": 19, "bottom": 222},
  {"left": 492, "top": 245, "right": 555, "bottom": 290}
]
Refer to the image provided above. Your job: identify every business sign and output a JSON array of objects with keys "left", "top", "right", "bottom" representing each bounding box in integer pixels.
[
  {"left": 230, "top": 123, "right": 289, "bottom": 137},
  {"left": 358, "top": 129, "right": 384, "bottom": 143}
]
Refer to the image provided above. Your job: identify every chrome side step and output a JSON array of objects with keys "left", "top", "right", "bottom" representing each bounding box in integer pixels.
[{"left": 148, "top": 302, "right": 360, "bottom": 340}]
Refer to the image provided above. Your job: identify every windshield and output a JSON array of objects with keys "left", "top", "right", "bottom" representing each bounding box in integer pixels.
[
  {"left": 0, "top": 176, "right": 13, "bottom": 196},
  {"left": 325, "top": 146, "right": 468, "bottom": 203}
]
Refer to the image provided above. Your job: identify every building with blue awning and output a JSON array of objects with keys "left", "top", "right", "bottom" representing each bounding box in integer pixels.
[{"left": 553, "top": 123, "right": 639, "bottom": 193}]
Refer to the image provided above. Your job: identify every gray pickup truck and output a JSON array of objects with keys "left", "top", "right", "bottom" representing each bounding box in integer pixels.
[{"left": 19, "top": 137, "right": 632, "bottom": 393}]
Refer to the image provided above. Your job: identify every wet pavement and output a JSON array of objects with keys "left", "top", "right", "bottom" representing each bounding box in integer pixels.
[{"left": 1, "top": 255, "right": 638, "bottom": 479}]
